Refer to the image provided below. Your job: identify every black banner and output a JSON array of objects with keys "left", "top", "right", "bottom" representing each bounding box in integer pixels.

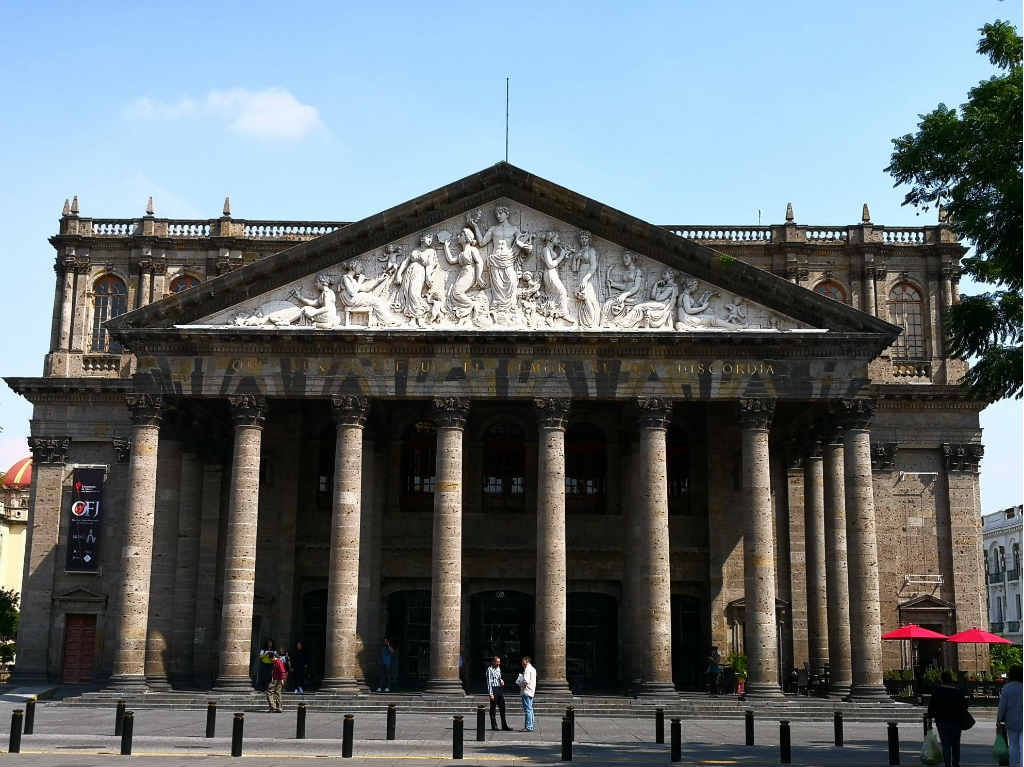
[{"left": 66, "top": 467, "right": 103, "bottom": 571}]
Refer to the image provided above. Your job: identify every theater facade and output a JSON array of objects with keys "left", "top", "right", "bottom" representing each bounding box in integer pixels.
[{"left": 6, "top": 163, "right": 987, "bottom": 697}]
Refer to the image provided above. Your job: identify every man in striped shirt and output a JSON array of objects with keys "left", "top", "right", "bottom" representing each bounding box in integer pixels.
[{"left": 486, "top": 656, "right": 512, "bottom": 731}]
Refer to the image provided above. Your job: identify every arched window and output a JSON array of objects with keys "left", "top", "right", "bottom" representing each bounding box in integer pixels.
[
  {"left": 170, "top": 274, "right": 200, "bottom": 293},
  {"left": 666, "top": 425, "right": 691, "bottom": 515},
  {"left": 91, "top": 275, "right": 128, "bottom": 352},
  {"left": 888, "top": 283, "right": 925, "bottom": 358},
  {"left": 400, "top": 425, "right": 435, "bottom": 513},
  {"left": 814, "top": 280, "right": 846, "bottom": 303},
  {"left": 481, "top": 420, "right": 526, "bottom": 512},
  {"left": 565, "top": 423, "right": 606, "bottom": 514}
]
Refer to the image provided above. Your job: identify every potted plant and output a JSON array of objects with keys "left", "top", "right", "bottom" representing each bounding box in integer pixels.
[{"left": 728, "top": 654, "right": 748, "bottom": 695}]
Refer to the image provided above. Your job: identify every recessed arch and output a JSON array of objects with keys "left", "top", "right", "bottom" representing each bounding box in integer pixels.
[
  {"left": 813, "top": 280, "right": 847, "bottom": 303},
  {"left": 888, "top": 281, "right": 926, "bottom": 358}
]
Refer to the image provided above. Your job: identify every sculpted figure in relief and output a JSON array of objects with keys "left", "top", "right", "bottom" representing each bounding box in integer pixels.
[
  {"left": 395, "top": 233, "right": 441, "bottom": 326},
  {"left": 517, "top": 271, "right": 542, "bottom": 322},
  {"left": 600, "top": 251, "right": 645, "bottom": 327},
  {"left": 537, "top": 231, "right": 574, "bottom": 325},
  {"left": 467, "top": 206, "right": 533, "bottom": 322},
  {"left": 338, "top": 260, "right": 400, "bottom": 326},
  {"left": 615, "top": 268, "right": 679, "bottom": 329},
  {"left": 571, "top": 230, "right": 600, "bottom": 329},
  {"left": 442, "top": 228, "right": 486, "bottom": 325}
]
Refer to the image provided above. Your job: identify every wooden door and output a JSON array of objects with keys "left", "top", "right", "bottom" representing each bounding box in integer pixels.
[{"left": 62, "top": 614, "right": 96, "bottom": 683}]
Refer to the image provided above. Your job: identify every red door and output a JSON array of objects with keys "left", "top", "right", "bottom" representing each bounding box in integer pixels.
[{"left": 62, "top": 614, "right": 96, "bottom": 683}]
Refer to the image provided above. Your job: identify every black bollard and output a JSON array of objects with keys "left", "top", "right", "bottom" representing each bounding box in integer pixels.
[
  {"left": 231, "top": 712, "right": 244, "bottom": 758},
  {"left": 886, "top": 720, "right": 899, "bottom": 766},
  {"left": 745, "top": 709, "right": 755, "bottom": 746},
  {"left": 476, "top": 705, "right": 485, "bottom": 742},
  {"left": 342, "top": 714, "right": 354, "bottom": 758},
  {"left": 833, "top": 710, "right": 844, "bottom": 747},
  {"left": 120, "top": 711, "right": 134, "bottom": 756},
  {"left": 9, "top": 709, "right": 23, "bottom": 754},
  {"left": 568, "top": 706, "right": 575, "bottom": 742},
  {"left": 452, "top": 715, "right": 464, "bottom": 760},
  {"left": 561, "top": 717, "right": 572, "bottom": 761},
  {"left": 206, "top": 701, "right": 217, "bottom": 738},
  {"left": 655, "top": 706, "right": 665, "bottom": 744},
  {"left": 296, "top": 703, "right": 307, "bottom": 740},
  {"left": 670, "top": 718, "right": 682, "bottom": 763},
  {"left": 779, "top": 720, "right": 791, "bottom": 764},
  {"left": 24, "top": 698, "right": 35, "bottom": 735},
  {"left": 114, "top": 699, "right": 126, "bottom": 736},
  {"left": 386, "top": 704, "right": 396, "bottom": 741},
  {"left": 922, "top": 714, "right": 932, "bottom": 737}
]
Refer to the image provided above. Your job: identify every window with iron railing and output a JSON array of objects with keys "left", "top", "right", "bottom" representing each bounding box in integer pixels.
[{"left": 91, "top": 275, "right": 128, "bottom": 352}]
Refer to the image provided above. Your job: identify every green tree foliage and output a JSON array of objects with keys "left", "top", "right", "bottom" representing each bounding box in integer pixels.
[
  {"left": 0, "top": 589, "right": 18, "bottom": 666},
  {"left": 990, "top": 644, "right": 1023, "bottom": 677},
  {"left": 886, "top": 20, "right": 1022, "bottom": 401}
]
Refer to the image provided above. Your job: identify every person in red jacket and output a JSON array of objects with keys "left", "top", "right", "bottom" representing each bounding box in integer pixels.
[{"left": 266, "top": 651, "right": 288, "bottom": 713}]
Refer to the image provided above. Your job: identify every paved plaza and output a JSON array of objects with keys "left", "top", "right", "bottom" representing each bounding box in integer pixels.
[{"left": 0, "top": 695, "right": 1004, "bottom": 766}]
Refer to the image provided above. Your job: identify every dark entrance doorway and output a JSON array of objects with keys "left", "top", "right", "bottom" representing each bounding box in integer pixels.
[
  {"left": 671, "top": 595, "right": 706, "bottom": 690},
  {"left": 301, "top": 589, "right": 327, "bottom": 687},
  {"left": 567, "top": 593, "right": 618, "bottom": 692},
  {"left": 62, "top": 614, "right": 96, "bottom": 683},
  {"left": 386, "top": 590, "right": 431, "bottom": 689},
  {"left": 470, "top": 590, "right": 534, "bottom": 693}
]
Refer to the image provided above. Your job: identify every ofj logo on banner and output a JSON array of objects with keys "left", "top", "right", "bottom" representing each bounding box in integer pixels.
[{"left": 67, "top": 467, "right": 103, "bottom": 571}]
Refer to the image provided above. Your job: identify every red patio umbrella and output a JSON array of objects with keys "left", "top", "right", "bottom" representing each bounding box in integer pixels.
[
  {"left": 946, "top": 627, "right": 1012, "bottom": 673},
  {"left": 882, "top": 625, "right": 949, "bottom": 673}
]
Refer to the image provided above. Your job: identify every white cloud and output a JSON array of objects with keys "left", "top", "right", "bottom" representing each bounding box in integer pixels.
[{"left": 123, "top": 88, "right": 323, "bottom": 140}]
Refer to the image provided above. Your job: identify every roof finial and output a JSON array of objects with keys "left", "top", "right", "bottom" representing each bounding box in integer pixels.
[
  {"left": 145, "top": 196, "right": 154, "bottom": 216},
  {"left": 62, "top": 198, "right": 71, "bottom": 216},
  {"left": 223, "top": 196, "right": 231, "bottom": 217},
  {"left": 862, "top": 203, "right": 871, "bottom": 223},
  {"left": 938, "top": 203, "right": 948, "bottom": 223},
  {"left": 70, "top": 195, "right": 79, "bottom": 215},
  {"left": 785, "top": 202, "right": 794, "bottom": 223}
]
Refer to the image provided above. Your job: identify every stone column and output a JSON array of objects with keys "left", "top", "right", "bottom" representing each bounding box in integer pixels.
[
  {"left": 12, "top": 437, "right": 70, "bottom": 683},
  {"left": 863, "top": 266, "right": 877, "bottom": 316},
  {"left": 631, "top": 398, "right": 675, "bottom": 696},
  {"left": 802, "top": 437, "right": 829, "bottom": 677},
  {"left": 821, "top": 418, "right": 853, "bottom": 697},
  {"left": 58, "top": 261, "right": 75, "bottom": 350},
  {"left": 533, "top": 398, "right": 571, "bottom": 694},
  {"left": 138, "top": 264, "right": 152, "bottom": 308},
  {"left": 144, "top": 435, "right": 181, "bottom": 688},
  {"left": 69, "top": 262, "right": 91, "bottom": 351},
  {"left": 426, "top": 397, "right": 470, "bottom": 695},
  {"left": 840, "top": 399, "right": 888, "bottom": 699},
  {"left": 170, "top": 447, "right": 202, "bottom": 686},
  {"left": 322, "top": 396, "right": 370, "bottom": 691},
  {"left": 214, "top": 395, "right": 267, "bottom": 689},
  {"left": 110, "top": 395, "right": 162, "bottom": 688},
  {"left": 738, "top": 399, "right": 781, "bottom": 698}
]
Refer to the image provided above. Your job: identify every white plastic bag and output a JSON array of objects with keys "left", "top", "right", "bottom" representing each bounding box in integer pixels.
[{"left": 921, "top": 728, "right": 942, "bottom": 765}]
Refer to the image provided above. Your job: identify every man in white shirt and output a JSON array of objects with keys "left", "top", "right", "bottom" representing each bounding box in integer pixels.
[{"left": 515, "top": 656, "right": 537, "bottom": 732}]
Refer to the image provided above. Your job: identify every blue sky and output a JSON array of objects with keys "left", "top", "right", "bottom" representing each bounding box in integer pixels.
[{"left": 0, "top": 1, "right": 1020, "bottom": 511}]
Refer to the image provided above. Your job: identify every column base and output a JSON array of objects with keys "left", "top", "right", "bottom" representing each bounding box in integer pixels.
[
  {"left": 423, "top": 678, "right": 466, "bottom": 696},
  {"left": 847, "top": 683, "right": 890, "bottom": 702},
  {"left": 742, "top": 681, "right": 785, "bottom": 699},
  {"left": 108, "top": 674, "right": 149, "bottom": 691},
  {"left": 145, "top": 675, "right": 172, "bottom": 691},
  {"left": 537, "top": 679, "right": 573, "bottom": 696},
  {"left": 827, "top": 683, "right": 852, "bottom": 700},
  {"left": 319, "top": 677, "right": 361, "bottom": 694},
  {"left": 212, "top": 675, "right": 255, "bottom": 692},
  {"left": 9, "top": 669, "right": 50, "bottom": 687},
  {"left": 633, "top": 681, "right": 678, "bottom": 698}
]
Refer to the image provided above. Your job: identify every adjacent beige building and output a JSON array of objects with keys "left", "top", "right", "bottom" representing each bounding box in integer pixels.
[
  {"left": 4, "top": 164, "right": 988, "bottom": 694},
  {"left": 0, "top": 458, "right": 30, "bottom": 598}
]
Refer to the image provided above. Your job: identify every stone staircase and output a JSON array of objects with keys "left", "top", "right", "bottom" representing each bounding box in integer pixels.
[{"left": 53, "top": 689, "right": 924, "bottom": 722}]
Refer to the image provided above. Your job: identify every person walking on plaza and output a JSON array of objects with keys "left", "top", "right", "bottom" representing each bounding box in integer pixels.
[
  {"left": 376, "top": 637, "right": 396, "bottom": 692},
  {"left": 706, "top": 646, "right": 723, "bottom": 695},
  {"left": 927, "top": 670, "right": 970, "bottom": 767},
  {"left": 290, "top": 641, "right": 308, "bottom": 694},
  {"left": 998, "top": 664, "right": 1023, "bottom": 767},
  {"left": 266, "top": 651, "right": 287, "bottom": 713},
  {"left": 256, "top": 639, "right": 275, "bottom": 691},
  {"left": 515, "top": 656, "right": 537, "bottom": 732},
  {"left": 486, "top": 656, "right": 512, "bottom": 731}
]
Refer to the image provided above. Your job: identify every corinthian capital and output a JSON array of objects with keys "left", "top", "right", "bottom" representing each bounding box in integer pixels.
[
  {"left": 126, "top": 393, "right": 163, "bottom": 426},
  {"left": 330, "top": 395, "right": 370, "bottom": 427},
  {"left": 737, "top": 398, "right": 775, "bottom": 430},
  {"left": 633, "top": 397, "right": 674, "bottom": 430},
  {"left": 534, "top": 398, "right": 571, "bottom": 430},
  {"left": 430, "top": 397, "right": 471, "bottom": 429},
  {"left": 836, "top": 398, "right": 875, "bottom": 430},
  {"left": 228, "top": 394, "right": 267, "bottom": 427},
  {"left": 28, "top": 436, "right": 71, "bottom": 464},
  {"left": 942, "top": 443, "right": 984, "bottom": 473}
]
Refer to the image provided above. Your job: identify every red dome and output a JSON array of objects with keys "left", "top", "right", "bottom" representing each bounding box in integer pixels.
[{"left": 2, "top": 457, "right": 32, "bottom": 489}]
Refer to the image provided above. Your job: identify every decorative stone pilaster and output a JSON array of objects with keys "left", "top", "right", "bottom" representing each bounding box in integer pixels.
[
  {"left": 57, "top": 254, "right": 75, "bottom": 350},
  {"left": 630, "top": 397, "right": 676, "bottom": 696},
  {"left": 871, "top": 443, "right": 899, "bottom": 472},
  {"left": 802, "top": 434, "right": 829, "bottom": 677},
  {"left": 214, "top": 395, "right": 267, "bottom": 689},
  {"left": 426, "top": 397, "right": 470, "bottom": 694},
  {"left": 322, "top": 396, "right": 370, "bottom": 691},
  {"left": 69, "top": 255, "right": 91, "bottom": 352},
  {"left": 737, "top": 398, "right": 782, "bottom": 698},
  {"left": 533, "top": 398, "right": 571, "bottom": 695},
  {"left": 110, "top": 394, "right": 163, "bottom": 688},
  {"left": 820, "top": 417, "right": 853, "bottom": 698},
  {"left": 839, "top": 399, "right": 888, "bottom": 700}
]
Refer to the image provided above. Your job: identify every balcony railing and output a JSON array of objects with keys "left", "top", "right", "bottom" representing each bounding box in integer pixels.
[
  {"left": 989, "top": 570, "right": 1006, "bottom": 584},
  {"left": 991, "top": 622, "right": 1004, "bottom": 633},
  {"left": 1006, "top": 567, "right": 1021, "bottom": 582},
  {"left": 1006, "top": 621, "right": 1020, "bottom": 633}
]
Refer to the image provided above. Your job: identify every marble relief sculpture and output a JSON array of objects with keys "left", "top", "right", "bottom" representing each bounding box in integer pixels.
[{"left": 211, "top": 203, "right": 801, "bottom": 332}]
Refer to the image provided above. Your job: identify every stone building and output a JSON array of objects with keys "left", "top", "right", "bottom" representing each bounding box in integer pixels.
[
  {"left": 4, "top": 164, "right": 988, "bottom": 695},
  {"left": 0, "top": 457, "right": 30, "bottom": 597},
  {"left": 983, "top": 505, "right": 1022, "bottom": 644}
]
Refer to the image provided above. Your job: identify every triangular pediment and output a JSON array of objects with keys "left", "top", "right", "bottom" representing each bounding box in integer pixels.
[{"left": 107, "top": 163, "right": 899, "bottom": 345}]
